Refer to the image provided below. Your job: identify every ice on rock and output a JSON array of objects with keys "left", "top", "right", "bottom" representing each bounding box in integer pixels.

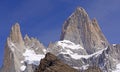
[
  {"left": 73, "top": 64, "right": 89, "bottom": 70},
  {"left": 8, "top": 42, "right": 17, "bottom": 52},
  {"left": 57, "top": 40, "right": 84, "bottom": 49},
  {"left": 112, "top": 63, "right": 120, "bottom": 72},
  {"left": 57, "top": 40, "right": 108, "bottom": 60},
  {"left": 70, "top": 47, "right": 107, "bottom": 59},
  {"left": 20, "top": 65, "right": 26, "bottom": 71},
  {"left": 20, "top": 61, "right": 24, "bottom": 64},
  {"left": 113, "top": 44, "right": 117, "bottom": 47},
  {"left": 58, "top": 40, "right": 108, "bottom": 60}
]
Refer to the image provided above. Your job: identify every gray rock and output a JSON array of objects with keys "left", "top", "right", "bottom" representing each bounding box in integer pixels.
[
  {"left": 60, "top": 7, "right": 109, "bottom": 54},
  {"left": 1, "top": 23, "right": 46, "bottom": 72},
  {"left": 1, "top": 6, "right": 120, "bottom": 72},
  {"left": 48, "top": 7, "right": 119, "bottom": 72},
  {"left": 24, "top": 34, "right": 46, "bottom": 54}
]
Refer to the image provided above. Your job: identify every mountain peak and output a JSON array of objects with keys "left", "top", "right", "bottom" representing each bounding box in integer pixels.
[
  {"left": 24, "top": 34, "right": 31, "bottom": 42},
  {"left": 68, "top": 7, "right": 89, "bottom": 20},
  {"left": 74, "top": 6, "right": 88, "bottom": 17},
  {"left": 76, "top": 7, "right": 86, "bottom": 13},
  {"left": 60, "top": 7, "right": 109, "bottom": 53},
  {"left": 9, "top": 23, "right": 24, "bottom": 45}
]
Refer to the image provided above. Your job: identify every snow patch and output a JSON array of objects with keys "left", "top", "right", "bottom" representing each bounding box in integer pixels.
[
  {"left": 113, "top": 44, "right": 117, "bottom": 47},
  {"left": 71, "top": 47, "right": 107, "bottom": 59},
  {"left": 57, "top": 40, "right": 84, "bottom": 49},
  {"left": 43, "top": 49, "right": 47, "bottom": 53},
  {"left": 23, "top": 49, "right": 45, "bottom": 66},
  {"left": 61, "top": 49, "right": 73, "bottom": 54},
  {"left": 73, "top": 64, "right": 89, "bottom": 70},
  {"left": 8, "top": 42, "right": 16, "bottom": 52},
  {"left": 81, "top": 64, "right": 89, "bottom": 70},
  {"left": 112, "top": 63, "right": 120, "bottom": 72},
  {"left": 20, "top": 65, "right": 26, "bottom": 71},
  {"left": 61, "top": 47, "right": 107, "bottom": 59},
  {"left": 20, "top": 61, "right": 24, "bottom": 64}
]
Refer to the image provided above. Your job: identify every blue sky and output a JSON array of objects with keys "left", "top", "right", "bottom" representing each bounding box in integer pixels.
[{"left": 0, "top": 0, "right": 120, "bottom": 67}]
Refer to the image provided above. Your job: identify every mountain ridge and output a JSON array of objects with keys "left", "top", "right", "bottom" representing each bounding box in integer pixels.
[{"left": 0, "top": 6, "right": 120, "bottom": 72}]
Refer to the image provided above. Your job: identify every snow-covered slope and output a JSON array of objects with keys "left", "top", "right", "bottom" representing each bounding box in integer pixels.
[
  {"left": 48, "top": 40, "right": 120, "bottom": 72},
  {"left": 57, "top": 40, "right": 107, "bottom": 60},
  {"left": 19, "top": 49, "right": 45, "bottom": 72}
]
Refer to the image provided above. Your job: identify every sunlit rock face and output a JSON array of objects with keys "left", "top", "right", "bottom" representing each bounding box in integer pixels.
[
  {"left": 60, "top": 7, "right": 109, "bottom": 54},
  {"left": 0, "top": 7, "right": 120, "bottom": 72},
  {"left": 48, "top": 7, "right": 120, "bottom": 72},
  {"left": 1, "top": 23, "right": 46, "bottom": 72},
  {"left": 10, "top": 23, "right": 24, "bottom": 47}
]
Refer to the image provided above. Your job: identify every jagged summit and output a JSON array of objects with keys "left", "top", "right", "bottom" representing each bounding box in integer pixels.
[
  {"left": 0, "top": 7, "right": 120, "bottom": 72},
  {"left": 75, "top": 7, "right": 88, "bottom": 15},
  {"left": 60, "top": 6, "right": 109, "bottom": 53},
  {"left": 24, "top": 34, "right": 31, "bottom": 43},
  {"left": 9, "top": 23, "right": 24, "bottom": 46},
  {"left": 1, "top": 23, "right": 46, "bottom": 72}
]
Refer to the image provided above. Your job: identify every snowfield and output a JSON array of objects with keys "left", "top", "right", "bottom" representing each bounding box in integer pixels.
[
  {"left": 57, "top": 40, "right": 108, "bottom": 60},
  {"left": 17, "top": 40, "right": 119, "bottom": 72},
  {"left": 20, "top": 49, "right": 45, "bottom": 71},
  {"left": 23, "top": 49, "right": 45, "bottom": 65},
  {"left": 57, "top": 40, "right": 84, "bottom": 49}
]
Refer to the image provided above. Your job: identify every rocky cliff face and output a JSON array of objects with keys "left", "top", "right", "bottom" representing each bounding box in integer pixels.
[
  {"left": 10, "top": 23, "right": 24, "bottom": 47},
  {"left": 48, "top": 7, "right": 120, "bottom": 72},
  {"left": 1, "top": 23, "right": 46, "bottom": 72},
  {"left": 60, "top": 7, "right": 109, "bottom": 53},
  {"left": 1, "top": 23, "right": 25, "bottom": 72}
]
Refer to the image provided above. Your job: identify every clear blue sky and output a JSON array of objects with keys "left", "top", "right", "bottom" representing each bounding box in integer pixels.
[{"left": 0, "top": 0, "right": 120, "bottom": 67}]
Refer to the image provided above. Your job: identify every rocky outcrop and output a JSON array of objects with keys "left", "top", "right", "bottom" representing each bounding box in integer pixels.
[
  {"left": 1, "top": 38, "right": 16, "bottom": 72},
  {"left": 10, "top": 23, "right": 24, "bottom": 46},
  {"left": 48, "top": 7, "right": 119, "bottom": 72},
  {"left": 24, "top": 34, "right": 46, "bottom": 54},
  {"left": 84, "top": 66, "right": 102, "bottom": 72},
  {"left": 60, "top": 7, "right": 109, "bottom": 53},
  {"left": 1, "top": 23, "right": 25, "bottom": 72},
  {"left": 111, "top": 44, "right": 120, "bottom": 61},
  {"left": 35, "top": 52, "right": 78, "bottom": 72}
]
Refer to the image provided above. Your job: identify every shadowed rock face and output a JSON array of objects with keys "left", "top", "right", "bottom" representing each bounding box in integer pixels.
[
  {"left": 60, "top": 7, "right": 109, "bottom": 53},
  {"left": 35, "top": 52, "right": 79, "bottom": 72}
]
